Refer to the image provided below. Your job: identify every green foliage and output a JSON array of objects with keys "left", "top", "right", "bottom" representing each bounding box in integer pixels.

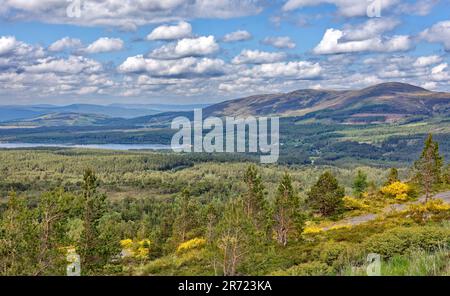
[
  {"left": 364, "top": 226, "right": 450, "bottom": 259},
  {"left": 243, "top": 165, "right": 268, "bottom": 231},
  {"left": 273, "top": 172, "right": 305, "bottom": 246},
  {"left": 385, "top": 168, "right": 400, "bottom": 185},
  {"left": 414, "top": 134, "right": 445, "bottom": 199},
  {"left": 353, "top": 170, "right": 368, "bottom": 197},
  {"left": 271, "top": 261, "right": 333, "bottom": 276},
  {"left": 307, "top": 171, "right": 345, "bottom": 217}
]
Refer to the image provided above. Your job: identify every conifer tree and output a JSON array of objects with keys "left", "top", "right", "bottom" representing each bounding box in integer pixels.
[
  {"left": 273, "top": 172, "right": 304, "bottom": 246},
  {"left": 173, "top": 188, "right": 198, "bottom": 243},
  {"left": 414, "top": 134, "right": 444, "bottom": 202},
  {"left": 79, "top": 169, "right": 108, "bottom": 273},
  {"left": 243, "top": 165, "right": 267, "bottom": 230},
  {"left": 307, "top": 171, "right": 345, "bottom": 217},
  {"left": 353, "top": 170, "right": 368, "bottom": 197}
]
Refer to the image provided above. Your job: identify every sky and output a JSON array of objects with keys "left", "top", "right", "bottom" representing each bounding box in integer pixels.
[{"left": 0, "top": 0, "right": 449, "bottom": 105}]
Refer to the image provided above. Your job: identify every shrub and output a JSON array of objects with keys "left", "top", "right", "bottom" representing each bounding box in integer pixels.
[
  {"left": 120, "top": 238, "right": 151, "bottom": 260},
  {"left": 270, "top": 261, "right": 333, "bottom": 276},
  {"left": 343, "top": 196, "right": 369, "bottom": 210},
  {"left": 176, "top": 238, "right": 206, "bottom": 254},
  {"left": 381, "top": 182, "right": 411, "bottom": 201},
  {"left": 302, "top": 226, "right": 323, "bottom": 235},
  {"left": 364, "top": 226, "right": 450, "bottom": 259},
  {"left": 407, "top": 199, "right": 450, "bottom": 223}
]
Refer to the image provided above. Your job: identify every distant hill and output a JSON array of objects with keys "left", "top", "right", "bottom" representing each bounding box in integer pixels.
[
  {"left": 203, "top": 82, "right": 450, "bottom": 123},
  {"left": 0, "top": 104, "right": 160, "bottom": 122},
  {"left": 3, "top": 112, "right": 113, "bottom": 127}
]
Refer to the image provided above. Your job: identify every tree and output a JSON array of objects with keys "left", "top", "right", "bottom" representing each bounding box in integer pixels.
[
  {"left": 243, "top": 165, "right": 267, "bottom": 230},
  {"left": 215, "top": 198, "right": 258, "bottom": 276},
  {"left": 0, "top": 192, "right": 39, "bottom": 275},
  {"left": 414, "top": 134, "right": 444, "bottom": 202},
  {"left": 385, "top": 168, "right": 399, "bottom": 185},
  {"left": 35, "top": 189, "right": 75, "bottom": 275},
  {"left": 79, "top": 169, "right": 108, "bottom": 274},
  {"left": 273, "top": 172, "right": 304, "bottom": 246},
  {"left": 172, "top": 188, "right": 199, "bottom": 244},
  {"left": 352, "top": 170, "right": 368, "bottom": 197},
  {"left": 307, "top": 172, "right": 345, "bottom": 217}
]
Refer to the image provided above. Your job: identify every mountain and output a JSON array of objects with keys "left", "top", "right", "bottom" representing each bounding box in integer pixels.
[
  {"left": 3, "top": 113, "right": 113, "bottom": 127},
  {"left": 109, "top": 103, "right": 210, "bottom": 112},
  {"left": 203, "top": 82, "right": 450, "bottom": 123},
  {"left": 0, "top": 104, "right": 160, "bottom": 122},
  {"left": 2, "top": 83, "right": 450, "bottom": 127}
]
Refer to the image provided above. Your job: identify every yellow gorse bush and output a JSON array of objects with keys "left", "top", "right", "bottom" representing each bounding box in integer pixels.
[
  {"left": 120, "top": 238, "right": 151, "bottom": 260},
  {"left": 176, "top": 238, "right": 206, "bottom": 254},
  {"left": 343, "top": 196, "right": 369, "bottom": 210},
  {"left": 302, "top": 226, "right": 323, "bottom": 234},
  {"left": 381, "top": 181, "right": 410, "bottom": 201},
  {"left": 329, "top": 224, "right": 352, "bottom": 231}
]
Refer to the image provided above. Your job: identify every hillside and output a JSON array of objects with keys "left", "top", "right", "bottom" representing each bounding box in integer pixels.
[
  {"left": 203, "top": 82, "right": 450, "bottom": 123},
  {"left": 3, "top": 112, "right": 113, "bottom": 127}
]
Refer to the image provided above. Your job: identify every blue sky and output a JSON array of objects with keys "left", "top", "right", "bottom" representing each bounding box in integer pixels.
[{"left": 0, "top": 0, "right": 449, "bottom": 105}]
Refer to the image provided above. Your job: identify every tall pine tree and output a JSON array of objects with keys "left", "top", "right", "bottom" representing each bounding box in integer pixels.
[
  {"left": 273, "top": 172, "right": 304, "bottom": 246},
  {"left": 243, "top": 165, "right": 267, "bottom": 231},
  {"left": 414, "top": 134, "right": 444, "bottom": 202}
]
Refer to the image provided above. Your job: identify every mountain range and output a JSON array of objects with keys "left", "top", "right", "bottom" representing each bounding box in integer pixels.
[
  {"left": 1, "top": 83, "right": 449, "bottom": 127},
  {"left": 0, "top": 103, "right": 210, "bottom": 123}
]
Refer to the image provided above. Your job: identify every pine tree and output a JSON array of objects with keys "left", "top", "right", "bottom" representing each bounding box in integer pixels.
[
  {"left": 414, "top": 134, "right": 444, "bottom": 202},
  {"left": 307, "top": 171, "right": 345, "bottom": 217},
  {"left": 79, "top": 168, "right": 108, "bottom": 274},
  {"left": 243, "top": 165, "right": 267, "bottom": 230},
  {"left": 36, "top": 189, "right": 75, "bottom": 275},
  {"left": 215, "top": 198, "right": 258, "bottom": 276},
  {"left": 273, "top": 172, "right": 304, "bottom": 246},
  {"left": 173, "top": 188, "right": 198, "bottom": 243},
  {"left": 352, "top": 170, "right": 368, "bottom": 197}
]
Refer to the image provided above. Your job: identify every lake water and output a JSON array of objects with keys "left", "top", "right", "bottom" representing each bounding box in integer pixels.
[{"left": 0, "top": 143, "right": 173, "bottom": 151}]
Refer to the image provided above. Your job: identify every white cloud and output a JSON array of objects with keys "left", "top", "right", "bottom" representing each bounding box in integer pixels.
[
  {"left": 422, "top": 81, "right": 437, "bottom": 90},
  {"left": 262, "top": 36, "right": 296, "bottom": 49},
  {"left": 244, "top": 61, "right": 322, "bottom": 79},
  {"left": 420, "top": 20, "right": 450, "bottom": 51},
  {"left": 282, "top": 0, "right": 400, "bottom": 17},
  {"left": 223, "top": 30, "right": 252, "bottom": 42},
  {"left": 0, "top": 0, "right": 264, "bottom": 29},
  {"left": 342, "top": 18, "right": 399, "bottom": 41},
  {"left": 77, "top": 86, "right": 99, "bottom": 95},
  {"left": 232, "top": 49, "right": 286, "bottom": 64},
  {"left": 147, "top": 21, "right": 192, "bottom": 41},
  {"left": 48, "top": 37, "right": 82, "bottom": 52},
  {"left": 397, "top": 0, "right": 439, "bottom": 16},
  {"left": 84, "top": 37, "right": 124, "bottom": 54},
  {"left": 118, "top": 55, "right": 226, "bottom": 77},
  {"left": 413, "top": 55, "right": 442, "bottom": 68},
  {"left": 313, "top": 28, "right": 411, "bottom": 54},
  {"left": 25, "top": 56, "right": 103, "bottom": 74},
  {"left": 150, "top": 36, "right": 219, "bottom": 59},
  {"left": 0, "top": 36, "right": 17, "bottom": 56},
  {"left": 431, "top": 63, "right": 450, "bottom": 81}
]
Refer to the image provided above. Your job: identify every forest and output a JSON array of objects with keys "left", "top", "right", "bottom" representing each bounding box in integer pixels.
[{"left": 0, "top": 133, "right": 449, "bottom": 276}]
